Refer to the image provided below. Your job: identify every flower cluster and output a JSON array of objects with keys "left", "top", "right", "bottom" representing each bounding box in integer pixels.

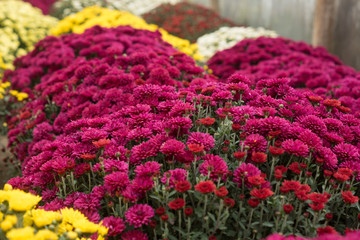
[
  {"left": 4, "top": 22, "right": 360, "bottom": 240},
  {"left": 51, "top": 6, "right": 202, "bottom": 60},
  {"left": 0, "top": 184, "right": 108, "bottom": 240},
  {"left": 0, "top": 80, "right": 28, "bottom": 135},
  {"left": 51, "top": 0, "right": 181, "bottom": 19},
  {"left": 208, "top": 37, "right": 360, "bottom": 114},
  {"left": 143, "top": 2, "right": 235, "bottom": 43},
  {"left": 0, "top": 0, "right": 58, "bottom": 69},
  {"left": 23, "top": 0, "right": 57, "bottom": 14},
  {"left": 197, "top": 26, "right": 278, "bottom": 60}
]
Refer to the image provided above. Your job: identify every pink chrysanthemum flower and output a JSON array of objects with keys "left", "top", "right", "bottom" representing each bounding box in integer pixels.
[
  {"left": 102, "top": 216, "right": 126, "bottom": 236},
  {"left": 282, "top": 139, "right": 309, "bottom": 157},
  {"left": 161, "top": 168, "right": 187, "bottom": 187},
  {"left": 160, "top": 139, "right": 186, "bottom": 157},
  {"left": 187, "top": 132, "right": 215, "bottom": 152},
  {"left": 104, "top": 172, "right": 130, "bottom": 195},
  {"left": 314, "top": 147, "right": 338, "bottom": 170},
  {"left": 298, "top": 129, "right": 322, "bottom": 151},
  {"left": 134, "top": 161, "right": 161, "bottom": 178},
  {"left": 244, "top": 134, "right": 268, "bottom": 152},
  {"left": 233, "top": 163, "right": 261, "bottom": 188},
  {"left": 333, "top": 143, "right": 360, "bottom": 162},
  {"left": 199, "top": 154, "right": 228, "bottom": 180},
  {"left": 125, "top": 204, "right": 154, "bottom": 228},
  {"left": 297, "top": 115, "right": 327, "bottom": 136},
  {"left": 121, "top": 230, "right": 149, "bottom": 240}
]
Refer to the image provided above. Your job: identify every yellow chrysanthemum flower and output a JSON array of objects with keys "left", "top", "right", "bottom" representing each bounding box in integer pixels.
[
  {"left": 34, "top": 229, "right": 58, "bottom": 240},
  {"left": 0, "top": 0, "right": 58, "bottom": 69},
  {"left": 30, "top": 209, "right": 62, "bottom": 228},
  {"left": 0, "top": 189, "right": 42, "bottom": 212},
  {"left": 15, "top": 92, "right": 29, "bottom": 102},
  {"left": 6, "top": 226, "right": 35, "bottom": 240},
  {"left": 73, "top": 219, "right": 99, "bottom": 234},
  {"left": 51, "top": 6, "right": 202, "bottom": 60},
  {"left": 4, "top": 183, "right": 13, "bottom": 191}
]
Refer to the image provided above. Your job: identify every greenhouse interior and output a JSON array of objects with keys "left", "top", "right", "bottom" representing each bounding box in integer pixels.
[{"left": 0, "top": 0, "right": 360, "bottom": 239}]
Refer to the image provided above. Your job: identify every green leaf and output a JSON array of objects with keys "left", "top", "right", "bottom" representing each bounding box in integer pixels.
[{"left": 262, "top": 222, "right": 274, "bottom": 227}]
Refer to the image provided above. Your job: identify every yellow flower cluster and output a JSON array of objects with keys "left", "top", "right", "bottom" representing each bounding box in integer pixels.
[
  {"left": 0, "top": 0, "right": 58, "bottom": 69},
  {"left": 51, "top": 6, "right": 203, "bottom": 60},
  {"left": 0, "top": 185, "right": 108, "bottom": 240}
]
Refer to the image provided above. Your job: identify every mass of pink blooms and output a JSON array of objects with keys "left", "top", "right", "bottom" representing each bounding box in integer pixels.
[
  {"left": 4, "top": 26, "right": 360, "bottom": 239},
  {"left": 208, "top": 37, "right": 360, "bottom": 114},
  {"left": 23, "top": 0, "right": 57, "bottom": 14}
]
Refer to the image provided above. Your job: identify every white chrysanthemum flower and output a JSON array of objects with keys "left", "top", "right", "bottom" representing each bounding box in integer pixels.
[
  {"left": 52, "top": 0, "right": 181, "bottom": 18},
  {"left": 197, "top": 26, "right": 278, "bottom": 60}
]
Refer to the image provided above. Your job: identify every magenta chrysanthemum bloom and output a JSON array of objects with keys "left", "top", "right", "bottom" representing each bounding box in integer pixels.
[
  {"left": 187, "top": 132, "right": 215, "bottom": 152},
  {"left": 244, "top": 134, "right": 268, "bottom": 152},
  {"left": 125, "top": 204, "right": 154, "bottom": 228},
  {"left": 161, "top": 168, "right": 187, "bottom": 187},
  {"left": 298, "top": 130, "right": 322, "bottom": 151},
  {"left": 314, "top": 147, "right": 338, "bottom": 170},
  {"left": 104, "top": 172, "right": 130, "bottom": 195},
  {"left": 102, "top": 216, "right": 126, "bottom": 236},
  {"left": 134, "top": 161, "right": 161, "bottom": 178},
  {"left": 199, "top": 154, "right": 228, "bottom": 180},
  {"left": 333, "top": 143, "right": 360, "bottom": 162},
  {"left": 282, "top": 139, "right": 309, "bottom": 157},
  {"left": 160, "top": 139, "right": 186, "bottom": 157},
  {"left": 122, "top": 230, "right": 148, "bottom": 240},
  {"left": 297, "top": 115, "right": 327, "bottom": 136},
  {"left": 233, "top": 163, "right": 261, "bottom": 188}
]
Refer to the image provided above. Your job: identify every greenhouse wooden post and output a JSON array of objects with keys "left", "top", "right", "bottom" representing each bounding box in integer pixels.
[
  {"left": 312, "top": 0, "right": 338, "bottom": 52},
  {"left": 211, "top": 0, "right": 220, "bottom": 14}
]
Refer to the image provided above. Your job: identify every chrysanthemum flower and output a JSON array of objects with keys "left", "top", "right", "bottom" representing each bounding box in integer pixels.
[{"left": 125, "top": 204, "right": 154, "bottom": 228}]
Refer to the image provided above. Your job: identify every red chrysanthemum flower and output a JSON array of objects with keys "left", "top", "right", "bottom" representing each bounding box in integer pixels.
[
  {"left": 184, "top": 207, "right": 193, "bottom": 216},
  {"left": 224, "top": 198, "right": 235, "bottom": 208},
  {"left": 323, "top": 99, "right": 341, "bottom": 108},
  {"left": 288, "top": 162, "right": 301, "bottom": 175},
  {"left": 269, "top": 146, "right": 285, "bottom": 156},
  {"left": 156, "top": 207, "right": 165, "bottom": 215},
  {"left": 248, "top": 198, "right": 260, "bottom": 208},
  {"left": 341, "top": 191, "right": 359, "bottom": 204},
  {"left": 250, "top": 188, "right": 274, "bottom": 200},
  {"left": 175, "top": 180, "right": 191, "bottom": 192},
  {"left": 195, "top": 181, "right": 216, "bottom": 194},
  {"left": 233, "top": 151, "right": 246, "bottom": 160},
  {"left": 317, "top": 226, "right": 337, "bottom": 236},
  {"left": 215, "top": 186, "right": 229, "bottom": 197},
  {"left": 199, "top": 117, "right": 215, "bottom": 126},
  {"left": 251, "top": 152, "right": 267, "bottom": 164},
  {"left": 325, "top": 213, "right": 333, "bottom": 221},
  {"left": 92, "top": 138, "right": 111, "bottom": 148},
  {"left": 168, "top": 198, "right": 186, "bottom": 210},
  {"left": 161, "top": 215, "right": 169, "bottom": 221},
  {"left": 280, "top": 180, "right": 301, "bottom": 193},
  {"left": 187, "top": 143, "right": 205, "bottom": 154},
  {"left": 309, "top": 202, "right": 325, "bottom": 211},
  {"left": 307, "top": 193, "right": 329, "bottom": 204},
  {"left": 283, "top": 204, "right": 294, "bottom": 214},
  {"left": 248, "top": 175, "right": 266, "bottom": 186},
  {"left": 274, "top": 169, "right": 283, "bottom": 180}
]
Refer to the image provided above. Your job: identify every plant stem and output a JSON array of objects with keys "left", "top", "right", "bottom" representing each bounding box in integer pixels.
[
  {"left": 259, "top": 201, "right": 264, "bottom": 232},
  {"left": 178, "top": 210, "right": 182, "bottom": 239},
  {"left": 335, "top": 204, "right": 346, "bottom": 226},
  {"left": 187, "top": 217, "right": 191, "bottom": 240},
  {"left": 280, "top": 214, "right": 289, "bottom": 233},
  {"left": 214, "top": 199, "right": 224, "bottom": 232}
]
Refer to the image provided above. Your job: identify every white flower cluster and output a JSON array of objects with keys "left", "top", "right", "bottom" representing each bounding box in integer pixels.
[
  {"left": 197, "top": 26, "right": 278, "bottom": 60},
  {"left": 52, "top": 0, "right": 181, "bottom": 18}
]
